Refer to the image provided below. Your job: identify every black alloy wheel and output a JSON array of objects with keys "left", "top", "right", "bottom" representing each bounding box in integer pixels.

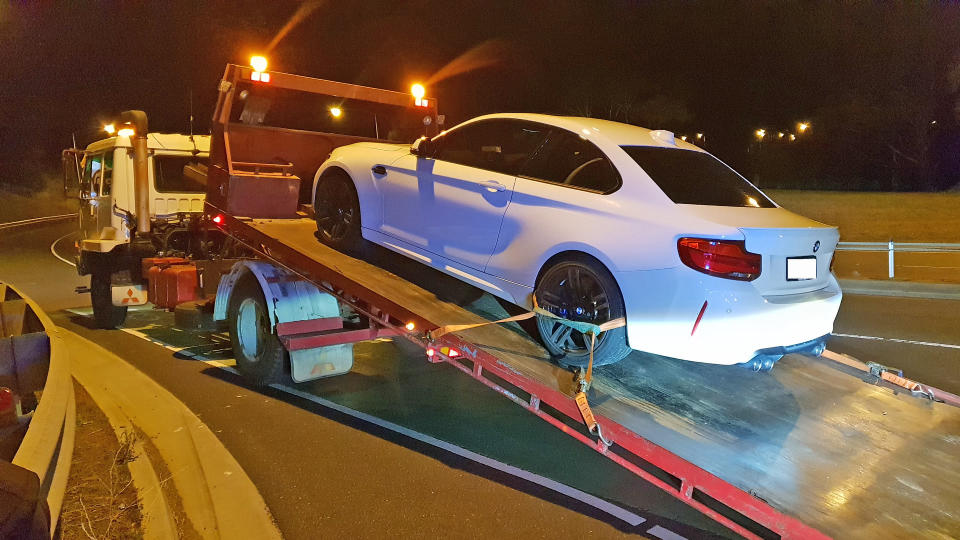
[
  {"left": 314, "top": 171, "right": 361, "bottom": 251},
  {"left": 534, "top": 256, "right": 631, "bottom": 367}
]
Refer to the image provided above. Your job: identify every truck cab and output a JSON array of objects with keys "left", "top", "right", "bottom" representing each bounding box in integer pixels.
[
  {"left": 63, "top": 131, "right": 211, "bottom": 328},
  {"left": 74, "top": 133, "right": 210, "bottom": 254}
]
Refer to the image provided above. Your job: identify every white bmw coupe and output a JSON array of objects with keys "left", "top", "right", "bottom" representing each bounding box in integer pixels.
[{"left": 312, "top": 113, "right": 841, "bottom": 371}]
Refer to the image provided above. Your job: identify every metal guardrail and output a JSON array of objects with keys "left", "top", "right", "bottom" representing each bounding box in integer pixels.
[
  {"left": 5, "top": 282, "right": 75, "bottom": 537},
  {"left": 836, "top": 241, "right": 960, "bottom": 279},
  {"left": 0, "top": 213, "right": 77, "bottom": 231}
]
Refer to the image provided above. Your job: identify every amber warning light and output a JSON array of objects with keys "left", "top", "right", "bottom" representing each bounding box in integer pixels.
[
  {"left": 412, "top": 83, "right": 429, "bottom": 107},
  {"left": 250, "top": 55, "right": 270, "bottom": 83}
]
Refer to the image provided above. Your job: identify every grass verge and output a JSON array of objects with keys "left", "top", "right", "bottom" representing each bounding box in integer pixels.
[
  {"left": 60, "top": 382, "right": 143, "bottom": 539},
  {"left": 768, "top": 190, "right": 960, "bottom": 243}
]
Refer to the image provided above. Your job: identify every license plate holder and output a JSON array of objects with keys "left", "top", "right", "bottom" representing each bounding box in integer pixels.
[{"left": 786, "top": 256, "right": 817, "bottom": 281}]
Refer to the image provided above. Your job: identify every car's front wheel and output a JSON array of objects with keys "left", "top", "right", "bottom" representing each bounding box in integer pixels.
[
  {"left": 534, "top": 255, "right": 631, "bottom": 368},
  {"left": 314, "top": 170, "right": 361, "bottom": 251}
]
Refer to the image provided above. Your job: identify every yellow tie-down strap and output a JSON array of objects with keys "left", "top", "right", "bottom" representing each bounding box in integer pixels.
[
  {"left": 427, "top": 296, "right": 625, "bottom": 343},
  {"left": 426, "top": 298, "right": 625, "bottom": 446}
]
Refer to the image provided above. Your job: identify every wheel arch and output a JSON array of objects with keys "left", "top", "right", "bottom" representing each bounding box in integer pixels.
[
  {"left": 213, "top": 261, "right": 339, "bottom": 333},
  {"left": 313, "top": 162, "right": 375, "bottom": 231},
  {"left": 534, "top": 246, "right": 620, "bottom": 289}
]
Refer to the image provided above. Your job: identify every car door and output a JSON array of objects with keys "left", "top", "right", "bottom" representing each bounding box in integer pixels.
[
  {"left": 378, "top": 119, "right": 549, "bottom": 270},
  {"left": 486, "top": 128, "right": 623, "bottom": 285}
]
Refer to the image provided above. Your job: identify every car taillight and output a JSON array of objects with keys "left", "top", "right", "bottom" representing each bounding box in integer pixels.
[{"left": 677, "top": 237, "right": 762, "bottom": 281}]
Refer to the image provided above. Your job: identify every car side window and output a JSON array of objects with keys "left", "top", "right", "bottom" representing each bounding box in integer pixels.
[
  {"left": 520, "top": 130, "right": 620, "bottom": 193},
  {"left": 434, "top": 120, "right": 548, "bottom": 175}
]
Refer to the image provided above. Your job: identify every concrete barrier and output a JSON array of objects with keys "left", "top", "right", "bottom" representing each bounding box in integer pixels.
[{"left": 2, "top": 282, "right": 75, "bottom": 536}]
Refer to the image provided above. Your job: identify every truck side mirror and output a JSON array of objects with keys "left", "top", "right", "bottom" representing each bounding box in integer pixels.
[
  {"left": 410, "top": 136, "right": 437, "bottom": 157},
  {"left": 61, "top": 149, "right": 83, "bottom": 199}
]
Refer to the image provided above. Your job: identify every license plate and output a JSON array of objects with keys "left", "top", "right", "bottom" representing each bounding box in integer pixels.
[{"left": 786, "top": 256, "right": 817, "bottom": 281}]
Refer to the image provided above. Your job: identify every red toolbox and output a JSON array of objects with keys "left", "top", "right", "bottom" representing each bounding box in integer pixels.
[
  {"left": 159, "top": 265, "right": 199, "bottom": 311},
  {"left": 222, "top": 172, "right": 300, "bottom": 218}
]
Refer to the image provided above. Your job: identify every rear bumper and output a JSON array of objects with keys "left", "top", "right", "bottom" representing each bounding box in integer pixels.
[{"left": 615, "top": 267, "right": 842, "bottom": 365}]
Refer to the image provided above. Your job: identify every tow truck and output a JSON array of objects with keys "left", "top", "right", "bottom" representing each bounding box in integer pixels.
[{"left": 64, "top": 59, "right": 960, "bottom": 538}]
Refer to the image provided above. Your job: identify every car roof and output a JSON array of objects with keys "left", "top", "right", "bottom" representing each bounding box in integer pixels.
[{"left": 462, "top": 113, "right": 704, "bottom": 151}]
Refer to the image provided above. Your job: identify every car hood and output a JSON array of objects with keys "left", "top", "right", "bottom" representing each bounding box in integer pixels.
[{"left": 347, "top": 142, "right": 410, "bottom": 154}]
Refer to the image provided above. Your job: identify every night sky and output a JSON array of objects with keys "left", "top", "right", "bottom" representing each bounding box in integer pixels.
[{"left": 2, "top": 1, "right": 958, "bottom": 191}]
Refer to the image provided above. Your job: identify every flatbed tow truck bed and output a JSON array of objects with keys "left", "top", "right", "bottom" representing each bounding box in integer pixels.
[{"left": 217, "top": 214, "right": 960, "bottom": 539}]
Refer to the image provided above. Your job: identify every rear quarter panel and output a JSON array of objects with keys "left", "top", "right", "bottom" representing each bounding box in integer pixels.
[{"left": 485, "top": 178, "right": 693, "bottom": 288}]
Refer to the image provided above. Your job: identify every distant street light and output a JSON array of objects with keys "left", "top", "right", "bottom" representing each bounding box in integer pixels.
[
  {"left": 103, "top": 123, "right": 116, "bottom": 134},
  {"left": 696, "top": 133, "right": 703, "bottom": 140},
  {"left": 329, "top": 106, "right": 342, "bottom": 118},
  {"left": 680, "top": 135, "right": 688, "bottom": 141},
  {"left": 778, "top": 132, "right": 784, "bottom": 139},
  {"left": 789, "top": 134, "right": 796, "bottom": 141},
  {"left": 755, "top": 129, "right": 766, "bottom": 141},
  {"left": 797, "top": 122, "right": 810, "bottom": 133}
]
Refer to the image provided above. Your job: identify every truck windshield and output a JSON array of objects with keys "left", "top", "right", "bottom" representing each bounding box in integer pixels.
[
  {"left": 621, "top": 146, "right": 775, "bottom": 208},
  {"left": 154, "top": 155, "right": 208, "bottom": 193}
]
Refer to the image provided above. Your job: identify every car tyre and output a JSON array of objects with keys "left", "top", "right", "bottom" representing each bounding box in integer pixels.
[
  {"left": 314, "top": 170, "right": 361, "bottom": 252},
  {"left": 228, "top": 275, "right": 288, "bottom": 387},
  {"left": 534, "top": 255, "right": 631, "bottom": 368},
  {"left": 90, "top": 271, "right": 128, "bottom": 329}
]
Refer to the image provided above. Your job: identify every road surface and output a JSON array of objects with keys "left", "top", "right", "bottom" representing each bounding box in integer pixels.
[{"left": 3, "top": 219, "right": 958, "bottom": 538}]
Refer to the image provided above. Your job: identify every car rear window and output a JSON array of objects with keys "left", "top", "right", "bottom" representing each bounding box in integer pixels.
[{"left": 621, "top": 146, "right": 775, "bottom": 207}]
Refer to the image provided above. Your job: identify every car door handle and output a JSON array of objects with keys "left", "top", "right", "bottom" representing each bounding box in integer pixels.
[
  {"left": 371, "top": 165, "right": 387, "bottom": 175},
  {"left": 480, "top": 180, "right": 506, "bottom": 192}
]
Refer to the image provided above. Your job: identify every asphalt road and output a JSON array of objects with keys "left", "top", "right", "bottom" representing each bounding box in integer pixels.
[
  {"left": 4, "top": 221, "right": 719, "bottom": 538},
  {"left": 3, "top": 219, "right": 959, "bottom": 538}
]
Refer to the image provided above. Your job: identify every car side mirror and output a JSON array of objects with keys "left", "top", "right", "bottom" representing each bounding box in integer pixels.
[
  {"left": 61, "top": 149, "right": 83, "bottom": 199},
  {"left": 411, "top": 136, "right": 437, "bottom": 157}
]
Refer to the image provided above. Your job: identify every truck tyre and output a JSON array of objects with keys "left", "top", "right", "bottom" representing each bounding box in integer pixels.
[
  {"left": 90, "top": 272, "right": 128, "bottom": 329},
  {"left": 534, "top": 255, "right": 631, "bottom": 368},
  {"left": 314, "top": 170, "right": 361, "bottom": 252},
  {"left": 228, "top": 275, "right": 288, "bottom": 387}
]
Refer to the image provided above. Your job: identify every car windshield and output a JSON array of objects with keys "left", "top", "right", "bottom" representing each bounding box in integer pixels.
[{"left": 621, "top": 146, "right": 775, "bottom": 208}]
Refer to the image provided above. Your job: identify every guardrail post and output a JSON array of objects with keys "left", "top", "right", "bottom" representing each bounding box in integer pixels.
[{"left": 888, "top": 239, "right": 895, "bottom": 279}]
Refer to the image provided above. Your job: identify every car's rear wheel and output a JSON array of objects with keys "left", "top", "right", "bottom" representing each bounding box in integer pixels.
[
  {"left": 534, "top": 255, "right": 631, "bottom": 368},
  {"left": 314, "top": 170, "right": 361, "bottom": 251}
]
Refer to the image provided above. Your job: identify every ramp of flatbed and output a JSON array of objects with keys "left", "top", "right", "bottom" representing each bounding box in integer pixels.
[{"left": 244, "top": 218, "right": 960, "bottom": 538}]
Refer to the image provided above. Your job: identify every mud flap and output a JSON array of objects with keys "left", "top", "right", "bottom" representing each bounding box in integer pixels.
[
  {"left": 289, "top": 344, "right": 354, "bottom": 382},
  {"left": 111, "top": 284, "right": 147, "bottom": 306}
]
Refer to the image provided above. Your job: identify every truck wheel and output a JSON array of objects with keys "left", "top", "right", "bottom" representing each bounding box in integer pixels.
[
  {"left": 534, "top": 255, "right": 631, "bottom": 368},
  {"left": 314, "top": 170, "right": 361, "bottom": 251},
  {"left": 228, "top": 276, "right": 288, "bottom": 387},
  {"left": 90, "top": 272, "right": 128, "bottom": 329}
]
